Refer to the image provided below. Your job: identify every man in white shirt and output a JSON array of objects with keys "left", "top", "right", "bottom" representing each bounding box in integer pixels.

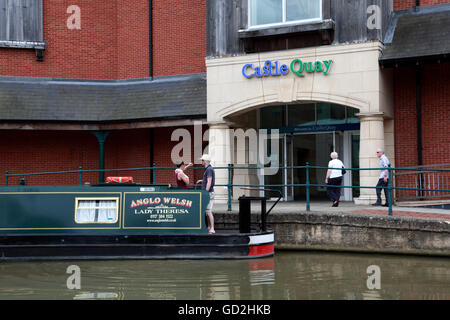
[
  {"left": 372, "top": 148, "right": 390, "bottom": 207},
  {"left": 325, "top": 152, "right": 345, "bottom": 207}
]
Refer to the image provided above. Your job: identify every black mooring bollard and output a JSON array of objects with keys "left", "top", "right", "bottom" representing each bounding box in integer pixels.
[{"left": 238, "top": 196, "right": 251, "bottom": 233}]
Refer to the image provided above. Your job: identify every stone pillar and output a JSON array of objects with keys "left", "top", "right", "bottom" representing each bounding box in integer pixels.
[
  {"left": 208, "top": 122, "right": 232, "bottom": 204},
  {"left": 354, "top": 112, "right": 385, "bottom": 205}
]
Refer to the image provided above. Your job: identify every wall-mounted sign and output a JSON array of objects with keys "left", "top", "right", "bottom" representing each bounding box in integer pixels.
[
  {"left": 123, "top": 192, "right": 207, "bottom": 232},
  {"left": 242, "top": 59, "right": 333, "bottom": 79},
  {"left": 277, "top": 123, "right": 360, "bottom": 134}
]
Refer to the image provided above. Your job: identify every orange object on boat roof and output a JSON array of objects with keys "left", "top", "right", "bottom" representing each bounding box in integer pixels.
[{"left": 106, "top": 177, "right": 134, "bottom": 183}]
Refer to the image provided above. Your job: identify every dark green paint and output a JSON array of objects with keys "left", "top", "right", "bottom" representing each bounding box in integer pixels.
[{"left": 0, "top": 186, "right": 209, "bottom": 235}]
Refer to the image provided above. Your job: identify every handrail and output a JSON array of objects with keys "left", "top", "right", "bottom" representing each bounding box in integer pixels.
[
  {"left": 394, "top": 163, "right": 450, "bottom": 176},
  {"left": 4, "top": 163, "right": 449, "bottom": 217}
]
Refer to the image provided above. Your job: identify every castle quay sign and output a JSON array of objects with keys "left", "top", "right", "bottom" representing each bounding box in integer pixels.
[{"left": 242, "top": 59, "right": 333, "bottom": 79}]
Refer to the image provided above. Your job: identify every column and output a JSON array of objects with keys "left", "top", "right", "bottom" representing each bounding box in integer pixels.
[
  {"left": 354, "top": 112, "right": 385, "bottom": 205},
  {"left": 91, "top": 131, "right": 110, "bottom": 184},
  {"left": 207, "top": 122, "right": 232, "bottom": 204}
]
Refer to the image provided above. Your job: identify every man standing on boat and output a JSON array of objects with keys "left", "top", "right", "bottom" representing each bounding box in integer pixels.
[{"left": 196, "top": 154, "right": 215, "bottom": 234}]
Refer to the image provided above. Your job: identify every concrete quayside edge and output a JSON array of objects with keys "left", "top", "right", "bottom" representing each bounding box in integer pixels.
[{"left": 214, "top": 211, "right": 450, "bottom": 257}]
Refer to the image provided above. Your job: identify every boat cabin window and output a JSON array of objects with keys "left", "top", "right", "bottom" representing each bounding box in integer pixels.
[{"left": 75, "top": 198, "right": 119, "bottom": 224}]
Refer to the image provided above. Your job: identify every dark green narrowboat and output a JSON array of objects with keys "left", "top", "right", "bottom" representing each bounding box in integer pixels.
[{"left": 0, "top": 183, "right": 274, "bottom": 260}]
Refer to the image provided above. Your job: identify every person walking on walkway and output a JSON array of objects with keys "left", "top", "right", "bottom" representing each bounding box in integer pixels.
[
  {"left": 372, "top": 148, "right": 390, "bottom": 207},
  {"left": 196, "top": 154, "right": 216, "bottom": 234},
  {"left": 325, "top": 152, "right": 345, "bottom": 207}
]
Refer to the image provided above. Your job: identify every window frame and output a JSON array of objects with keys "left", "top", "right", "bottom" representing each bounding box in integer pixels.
[
  {"left": 74, "top": 197, "right": 120, "bottom": 224},
  {"left": 247, "top": 0, "right": 323, "bottom": 30},
  {"left": 0, "top": 0, "right": 46, "bottom": 60}
]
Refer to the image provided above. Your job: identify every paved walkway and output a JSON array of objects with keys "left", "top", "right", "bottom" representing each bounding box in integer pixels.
[{"left": 214, "top": 200, "right": 450, "bottom": 221}]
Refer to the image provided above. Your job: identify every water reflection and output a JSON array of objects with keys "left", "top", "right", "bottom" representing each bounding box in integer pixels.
[{"left": 0, "top": 252, "right": 448, "bottom": 300}]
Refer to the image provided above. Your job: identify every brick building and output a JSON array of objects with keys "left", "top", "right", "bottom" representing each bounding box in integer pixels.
[
  {"left": 204, "top": 0, "right": 449, "bottom": 204},
  {"left": 380, "top": 0, "right": 449, "bottom": 201},
  {"left": 0, "top": 0, "right": 207, "bottom": 186},
  {"left": 0, "top": 0, "right": 448, "bottom": 204}
]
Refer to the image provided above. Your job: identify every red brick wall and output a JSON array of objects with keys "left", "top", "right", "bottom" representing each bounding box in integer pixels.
[
  {"left": 0, "top": 130, "right": 99, "bottom": 185},
  {"left": 105, "top": 129, "right": 151, "bottom": 184},
  {"left": 152, "top": 0, "right": 206, "bottom": 77},
  {"left": 0, "top": 0, "right": 205, "bottom": 79},
  {"left": 394, "top": 0, "right": 450, "bottom": 10},
  {"left": 0, "top": 129, "right": 150, "bottom": 186},
  {"left": 117, "top": 1, "right": 150, "bottom": 79},
  {"left": 393, "top": 67, "right": 418, "bottom": 168},
  {"left": 421, "top": 63, "right": 450, "bottom": 165},
  {"left": 394, "top": 62, "right": 450, "bottom": 168},
  {"left": 393, "top": 62, "right": 449, "bottom": 201},
  {"left": 1, "top": 1, "right": 118, "bottom": 79},
  {"left": 0, "top": 126, "right": 208, "bottom": 186}
]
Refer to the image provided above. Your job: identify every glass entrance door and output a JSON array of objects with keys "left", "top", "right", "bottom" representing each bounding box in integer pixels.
[
  {"left": 258, "top": 103, "right": 361, "bottom": 202},
  {"left": 290, "top": 133, "right": 335, "bottom": 200},
  {"left": 259, "top": 131, "right": 358, "bottom": 201}
]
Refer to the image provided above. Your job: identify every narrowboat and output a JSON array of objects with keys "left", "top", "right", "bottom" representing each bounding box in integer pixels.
[{"left": 0, "top": 181, "right": 274, "bottom": 261}]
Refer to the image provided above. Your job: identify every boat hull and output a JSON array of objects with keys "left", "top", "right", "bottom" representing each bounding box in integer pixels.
[{"left": 0, "top": 231, "right": 275, "bottom": 261}]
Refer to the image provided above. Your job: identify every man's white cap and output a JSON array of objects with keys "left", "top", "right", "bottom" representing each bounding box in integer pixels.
[{"left": 200, "top": 154, "right": 211, "bottom": 162}]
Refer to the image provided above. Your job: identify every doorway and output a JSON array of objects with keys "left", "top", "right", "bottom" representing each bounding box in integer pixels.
[
  {"left": 258, "top": 103, "right": 360, "bottom": 201},
  {"left": 260, "top": 131, "right": 359, "bottom": 201}
]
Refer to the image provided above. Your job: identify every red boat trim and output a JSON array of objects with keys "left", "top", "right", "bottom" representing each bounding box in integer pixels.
[{"left": 248, "top": 243, "right": 274, "bottom": 256}]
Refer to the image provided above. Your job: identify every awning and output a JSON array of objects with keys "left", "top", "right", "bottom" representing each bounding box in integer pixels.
[
  {"left": 380, "top": 4, "right": 450, "bottom": 67},
  {"left": 0, "top": 73, "right": 206, "bottom": 122}
]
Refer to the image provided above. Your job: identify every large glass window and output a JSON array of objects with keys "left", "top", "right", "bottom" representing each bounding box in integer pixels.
[
  {"left": 286, "top": 0, "right": 322, "bottom": 22},
  {"left": 250, "top": 0, "right": 283, "bottom": 26},
  {"left": 316, "top": 103, "right": 346, "bottom": 125},
  {"left": 347, "top": 107, "right": 359, "bottom": 124},
  {"left": 288, "top": 103, "right": 315, "bottom": 127},
  {"left": 249, "top": 0, "right": 322, "bottom": 28},
  {"left": 260, "top": 105, "right": 286, "bottom": 129},
  {"left": 261, "top": 103, "right": 360, "bottom": 129}
]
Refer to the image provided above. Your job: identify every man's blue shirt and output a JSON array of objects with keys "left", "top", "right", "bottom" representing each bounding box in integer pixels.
[{"left": 202, "top": 165, "right": 215, "bottom": 192}]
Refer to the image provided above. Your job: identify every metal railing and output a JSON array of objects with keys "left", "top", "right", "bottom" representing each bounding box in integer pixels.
[
  {"left": 393, "top": 163, "right": 450, "bottom": 202},
  {"left": 4, "top": 164, "right": 450, "bottom": 217}
]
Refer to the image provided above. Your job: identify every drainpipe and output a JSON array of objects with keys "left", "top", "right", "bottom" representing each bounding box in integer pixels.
[
  {"left": 148, "top": 1, "right": 154, "bottom": 183},
  {"left": 149, "top": 128, "right": 154, "bottom": 184},
  {"left": 149, "top": 0, "right": 153, "bottom": 79},
  {"left": 416, "top": 65, "right": 422, "bottom": 167},
  {"left": 415, "top": 0, "right": 420, "bottom": 11},
  {"left": 416, "top": 64, "right": 424, "bottom": 200}
]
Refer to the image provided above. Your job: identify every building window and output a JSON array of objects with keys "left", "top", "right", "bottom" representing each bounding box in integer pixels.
[
  {"left": 261, "top": 103, "right": 360, "bottom": 129},
  {"left": 249, "top": 0, "right": 322, "bottom": 28},
  {"left": 316, "top": 103, "right": 346, "bottom": 125},
  {"left": 0, "top": 0, "right": 46, "bottom": 60},
  {"left": 75, "top": 198, "right": 119, "bottom": 224}
]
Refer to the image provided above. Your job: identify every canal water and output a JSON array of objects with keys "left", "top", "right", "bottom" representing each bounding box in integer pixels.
[{"left": 0, "top": 251, "right": 448, "bottom": 300}]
